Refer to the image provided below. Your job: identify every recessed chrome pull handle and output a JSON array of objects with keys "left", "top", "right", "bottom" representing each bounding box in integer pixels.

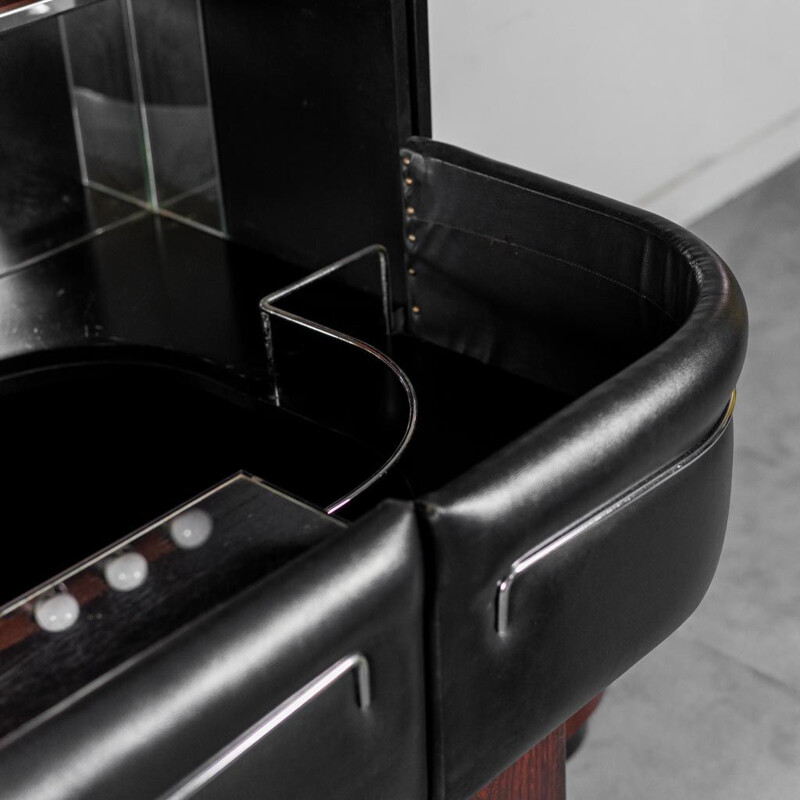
[
  {"left": 495, "top": 391, "right": 736, "bottom": 636},
  {"left": 160, "top": 653, "right": 371, "bottom": 800}
]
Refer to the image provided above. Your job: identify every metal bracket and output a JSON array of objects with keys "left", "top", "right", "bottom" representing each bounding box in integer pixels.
[{"left": 260, "top": 245, "right": 418, "bottom": 515}]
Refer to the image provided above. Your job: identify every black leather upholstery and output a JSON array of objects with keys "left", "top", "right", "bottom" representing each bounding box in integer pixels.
[
  {"left": 0, "top": 10, "right": 750, "bottom": 793},
  {"left": 0, "top": 501, "right": 427, "bottom": 800},
  {"left": 402, "top": 138, "right": 748, "bottom": 799},
  {"left": 0, "top": 136, "right": 748, "bottom": 800}
]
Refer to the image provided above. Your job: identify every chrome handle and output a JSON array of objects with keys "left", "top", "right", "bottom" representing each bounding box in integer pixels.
[
  {"left": 495, "top": 391, "right": 736, "bottom": 635},
  {"left": 160, "top": 653, "right": 371, "bottom": 800}
]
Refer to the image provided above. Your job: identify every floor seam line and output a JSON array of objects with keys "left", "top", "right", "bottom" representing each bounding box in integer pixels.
[{"left": 677, "top": 629, "right": 800, "bottom": 702}]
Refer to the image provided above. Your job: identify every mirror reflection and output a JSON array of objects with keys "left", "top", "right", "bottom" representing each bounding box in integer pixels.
[{"left": 0, "top": 0, "right": 223, "bottom": 274}]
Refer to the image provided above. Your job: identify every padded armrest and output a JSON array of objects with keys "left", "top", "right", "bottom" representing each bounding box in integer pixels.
[{"left": 401, "top": 138, "right": 747, "bottom": 799}]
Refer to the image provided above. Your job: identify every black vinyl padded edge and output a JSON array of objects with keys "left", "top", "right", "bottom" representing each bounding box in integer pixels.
[
  {"left": 402, "top": 138, "right": 747, "bottom": 799},
  {"left": 0, "top": 501, "right": 427, "bottom": 800}
]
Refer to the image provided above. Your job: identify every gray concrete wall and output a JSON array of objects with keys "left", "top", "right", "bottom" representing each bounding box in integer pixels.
[{"left": 429, "top": 0, "right": 800, "bottom": 223}]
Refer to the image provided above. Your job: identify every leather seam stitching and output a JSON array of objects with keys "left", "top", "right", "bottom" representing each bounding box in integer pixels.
[
  {"left": 413, "top": 215, "right": 677, "bottom": 323},
  {"left": 412, "top": 500, "right": 449, "bottom": 799},
  {"left": 417, "top": 152, "right": 711, "bottom": 292},
  {"left": 422, "top": 154, "right": 672, "bottom": 237}
]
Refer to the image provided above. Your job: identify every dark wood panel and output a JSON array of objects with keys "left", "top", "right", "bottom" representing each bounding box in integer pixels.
[
  {"left": 473, "top": 726, "right": 566, "bottom": 800},
  {"left": 201, "top": 0, "right": 412, "bottom": 297},
  {"left": 566, "top": 693, "right": 604, "bottom": 741}
]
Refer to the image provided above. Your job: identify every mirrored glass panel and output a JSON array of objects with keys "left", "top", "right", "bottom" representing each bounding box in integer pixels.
[
  {"left": 128, "top": 0, "right": 225, "bottom": 232},
  {"left": 0, "top": 7, "right": 144, "bottom": 273},
  {"left": 61, "top": 0, "right": 150, "bottom": 202},
  {"left": 0, "top": 0, "right": 224, "bottom": 274}
]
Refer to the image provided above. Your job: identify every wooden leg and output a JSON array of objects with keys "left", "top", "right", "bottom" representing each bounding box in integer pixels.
[
  {"left": 565, "top": 692, "right": 603, "bottom": 759},
  {"left": 472, "top": 725, "right": 566, "bottom": 800},
  {"left": 471, "top": 693, "right": 603, "bottom": 799}
]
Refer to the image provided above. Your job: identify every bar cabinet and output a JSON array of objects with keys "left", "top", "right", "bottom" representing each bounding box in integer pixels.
[{"left": 0, "top": 1, "right": 747, "bottom": 798}]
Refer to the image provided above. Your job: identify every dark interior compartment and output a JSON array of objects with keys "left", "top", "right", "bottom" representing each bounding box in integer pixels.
[
  {"left": 402, "top": 139, "right": 700, "bottom": 398},
  {"left": 0, "top": 277, "right": 571, "bottom": 606},
  {"left": 1, "top": 0, "right": 700, "bottom": 664},
  {"left": 0, "top": 2, "right": 581, "bottom": 608},
  {"left": 0, "top": 17, "right": 144, "bottom": 273},
  {"left": 0, "top": 213, "right": 576, "bottom": 607},
  {"left": 0, "top": 359, "right": 379, "bottom": 605}
]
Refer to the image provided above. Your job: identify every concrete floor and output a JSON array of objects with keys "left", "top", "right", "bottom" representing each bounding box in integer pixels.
[{"left": 568, "top": 159, "right": 800, "bottom": 798}]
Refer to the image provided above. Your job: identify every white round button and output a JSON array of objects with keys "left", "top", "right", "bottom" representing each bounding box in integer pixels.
[
  {"left": 34, "top": 593, "right": 80, "bottom": 633},
  {"left": 169, "top": 508, "right": 214, "bottom": 550},
  {"left": 103, "top": 552, "right": 149, "bottom": 592}
]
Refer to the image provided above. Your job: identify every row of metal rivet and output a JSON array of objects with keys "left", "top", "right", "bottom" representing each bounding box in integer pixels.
[{"left": 402, "top": 154, "right": 421, "bottom": 315}]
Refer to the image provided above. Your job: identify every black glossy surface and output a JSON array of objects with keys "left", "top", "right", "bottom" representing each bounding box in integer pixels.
[
  {"left": 0, "top": 214, "right": 572, "bottom": 602},
  {"left": 406, "top": 0, "right": 432, "bottom": 136},
  {"left": 390, "top": 335, "right": 570, "bottom": 497},
  {"left": 202, "top": 0, "right": 413, "bottom": 298},
  {"left": 0, "top": 360, "right": 379, "bottom": 604},
  {"left": 0, "top": 214, "right": 300, "bottom": 367},
  {"left": 0, "top": 18, "right": 77, "bottom": 200},
  {"left": 0, "top": 17, "right": 138, "bottom": 271}
]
